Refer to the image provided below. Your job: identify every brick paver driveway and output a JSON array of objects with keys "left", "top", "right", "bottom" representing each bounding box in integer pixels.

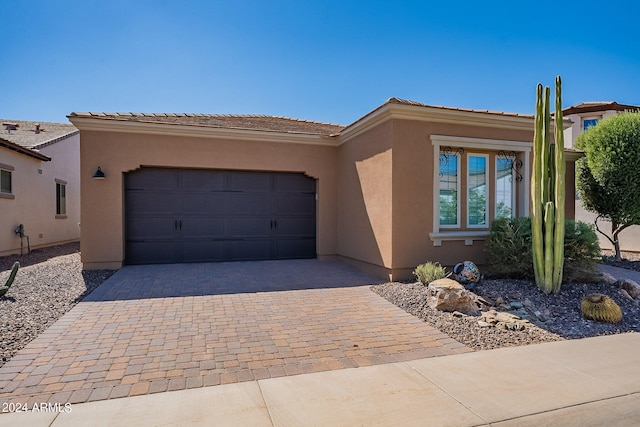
[{"left": 0, "top": 260, "right": 470, "bottom": 406}]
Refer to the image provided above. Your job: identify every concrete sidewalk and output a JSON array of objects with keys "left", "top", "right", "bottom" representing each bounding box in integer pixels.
[{"left": 3, "top": 333, "right": 639, "bottom": 427}]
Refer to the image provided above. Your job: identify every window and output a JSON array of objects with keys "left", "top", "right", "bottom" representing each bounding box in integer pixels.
[
  {"left": 467, "top": 154, "right": 488, "bottom": 227},
  {"left": 439, "top": 152, "right": 459, "bottom": 227},
  {"left": 56, "top": 182, "right": 66, "bottom": 215},
  {"left": 0, "top": 169, "right": 11, "bottom": 194},
  {"left": 496, "top": 157, "right": 515, "bottom": 218},
  {"left": 583, "top": 118, "right": 599, "bottom": 131}
]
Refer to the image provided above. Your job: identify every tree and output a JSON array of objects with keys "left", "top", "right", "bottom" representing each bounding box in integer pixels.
[{"left": 576, "top": 111, "right": 640, "bottom": 260}]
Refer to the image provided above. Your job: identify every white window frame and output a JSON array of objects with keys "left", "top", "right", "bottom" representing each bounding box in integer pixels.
[
  {"left": 495, "top": 156, "right": 516, "bottom": 219},
  {"left": 438, "top": 151, "right": 460, "bottom": 229},
  {"left": 466, "top": 153, "right": 489, "bottom": 229},
  {"left": 430, "top": 135, "right": 531, "bottom": 246},
  {"left": 582, "top": 116, "right": 600, "bottom": 131},
  {"left": 0, "top": 163, "right": 14, "bottom": 197}
]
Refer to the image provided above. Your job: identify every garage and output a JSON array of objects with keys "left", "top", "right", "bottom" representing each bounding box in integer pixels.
[{"left": 124, "top": 168, "right": 317, "bottom": 264}]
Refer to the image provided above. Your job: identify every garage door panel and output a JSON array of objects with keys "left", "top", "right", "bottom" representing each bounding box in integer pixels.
[
  {"left": 180, "top": 169, "right": 225, "bottom": 190},
  {"left": 181, "top": 240, "right": 225, "bottom": 262},
  {"left": 180, "top": 193, "right": 226, "bottom": 214},
  {"left": 126, "top": 241, "right": 176, "bottom": 264},
  {"left": 229, "top": 171, "right": 271, "bottom": 192},
  {"left": 127, "top": 217, "right": 176, "bottom": 240},
  {"left": 229, "top": 193, "right": 272, "bottom": 214},
  {"left": 229, "top": 239, "right": 271, "bottom": 260},
  {"left": 181, "top": 217, "right": 225, "bottom": 238},
  {"left": 126, "top": 191, "right": 177, "bottom": 214},
  {"left": 275, "top": 194, "right": 315, "bottom": 214},
  {"left": 228, "top": 217, "right": 271, "bottom": 237},
  {"left": 274, "top": 217, "right": 315, "bottom": 236},
  {"left": 126, "top": 169, "right": 178, "bottom": 190}
]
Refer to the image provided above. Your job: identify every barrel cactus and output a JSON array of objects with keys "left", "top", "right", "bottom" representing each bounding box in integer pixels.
[{"left": 580, "top": 294, "right": 623, "bottom": 324}]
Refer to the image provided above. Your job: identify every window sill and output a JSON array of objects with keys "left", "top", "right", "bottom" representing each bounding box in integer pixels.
[
  {"left": 429, "top": 230, "right": 490, "bottom": 246},
  {"left": 0, "top": 193, "right": 15, "bottom": 199},
  {"left": 55, "top": 214, "right": 68, "bottom": 219}
]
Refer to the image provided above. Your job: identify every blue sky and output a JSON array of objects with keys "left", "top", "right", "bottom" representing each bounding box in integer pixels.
[{"left": 2, "top": 0, "right": 639, "bottom": 125}]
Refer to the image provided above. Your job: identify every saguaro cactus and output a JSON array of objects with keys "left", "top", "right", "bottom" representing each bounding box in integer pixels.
[{"left": 531, "top": 76, "right": 565, "bottom": 294}]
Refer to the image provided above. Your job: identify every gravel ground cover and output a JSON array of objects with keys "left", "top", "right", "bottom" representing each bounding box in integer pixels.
[
  {"left": 373, "top": 252, "right": 640, "bottom": 351},
  {"left": 0, "top": 243, "right": 114, "bottom": 367}
]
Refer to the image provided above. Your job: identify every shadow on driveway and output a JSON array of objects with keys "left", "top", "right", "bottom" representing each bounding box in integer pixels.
[{"left": 84, "top": 259, "right": 385, "bottom": 301}]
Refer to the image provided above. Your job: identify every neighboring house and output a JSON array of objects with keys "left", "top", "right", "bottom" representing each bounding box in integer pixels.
[
  {"left": 0, "top": 120, "right": 80, "bottom": 256},
  {"left": 563, "top": 102, "right": 640, "bottom": 253},
  {"left": 69, "top": 98, "right": 578, "bottom": 280}
]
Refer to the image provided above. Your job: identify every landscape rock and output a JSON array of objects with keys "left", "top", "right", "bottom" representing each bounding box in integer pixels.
[
  {"left": 615, "top": 279, "right": 640, "bottom": 299},
  {"left": 427, "top": 278, "right": 480, "bottom": 315},
  {"left": 601, "top": 272, "right": 617, "bottom": 285}
]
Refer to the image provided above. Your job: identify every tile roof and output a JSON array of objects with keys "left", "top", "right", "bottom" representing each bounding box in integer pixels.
[
  {"left": 0, "top": 119, "right": 78, "bottom": 150},
  {"left": 67, "top": 112, "right": 346, "bottom": 136},
  {"left": 386, "top": 97, "right": 535, "bottom": 119},
  {"left": 562, "top": 101, "right": 640, "bottom": 115}
]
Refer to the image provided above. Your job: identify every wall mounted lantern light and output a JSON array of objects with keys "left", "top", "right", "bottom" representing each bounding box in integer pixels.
[{"left": 92, "top": 167, "right": 106, "bottom": 180}]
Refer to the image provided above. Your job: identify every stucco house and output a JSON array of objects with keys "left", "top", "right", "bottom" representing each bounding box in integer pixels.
[
  {"left": 0, "top": 120, "right": 80, "bottom": 256},
  {"left": 563, "top": 101, "right": 640, "bottom": 253},
  {"left": 69, "top": 98, "right": 579, "bottom": 280}
]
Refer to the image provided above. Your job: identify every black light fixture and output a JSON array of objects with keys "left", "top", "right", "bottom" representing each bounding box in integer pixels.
[{"left": 92, "top": 167, "right": 106, "bottom": 180}]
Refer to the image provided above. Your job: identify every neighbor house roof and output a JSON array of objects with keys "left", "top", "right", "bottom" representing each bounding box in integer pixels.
[
  {"left": 0, "top": 120, "right": 78, "bottom": 161},
  {"left": 562, "top": 102, "right": 640, "bottom": 115},
  {"left": 67, "top": 112, "right": 346, "bottom": 136}
]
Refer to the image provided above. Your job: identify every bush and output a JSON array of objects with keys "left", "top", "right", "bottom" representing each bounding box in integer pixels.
[
  {"left": 413, "top": 262, "right": 448, "bottom": 284},
  {"left": 486, "top": 217, "right": 600, "bottom": 282},
  {"left": 486, "top": 217, "right": 534, "bottom": 279},
  {"left": 563, "top": 220, "right": 601, "bottom": 282}
]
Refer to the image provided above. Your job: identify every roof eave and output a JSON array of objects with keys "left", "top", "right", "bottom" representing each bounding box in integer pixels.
[
  {"left": 67, "top": 116, "right": 338, "bottom": 146},
  {"left": 0, "top": 139, "right": 52, "bottom": 161}
]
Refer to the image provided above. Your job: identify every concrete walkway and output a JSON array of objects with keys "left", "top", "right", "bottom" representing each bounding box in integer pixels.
[{"left": 2, "top": 333, "right": 639, "bottom": 426}]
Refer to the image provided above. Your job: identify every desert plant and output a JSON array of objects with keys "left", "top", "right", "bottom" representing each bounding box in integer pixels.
[
  {"left": 580, "top": 294, "right": 623, "bottom": 323},
  {"left": 487, "top": 218, "right": 600, "bottom": 283},
  {"left": 414, "top": 262, "right": 448, "bottom": 285},
  {"left": 0, "top": 262, "right": 20, "bottom": 297},
  {"left": 563, "top": 220, "right": 601, "bottom": 282},
  {"left": 576, "top": 111, "right": 640, "bottom": 260},
  {"left": 486, "top": 217, "right": 533, "bottom": 279},
  {"left": 531, "top": 76, "right": 566, "bottom": 294}
]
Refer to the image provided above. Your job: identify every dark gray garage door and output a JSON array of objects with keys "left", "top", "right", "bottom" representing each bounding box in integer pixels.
[{"left": 125, "top": 168, "right": 316, "bottom": 264}]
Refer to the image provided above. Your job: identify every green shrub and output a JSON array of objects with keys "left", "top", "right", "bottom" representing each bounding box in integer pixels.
[
  {"left": 486, "top": 217, "right": 601, "bottom": 282},
  {"left": 486, "top": 217, "right": 534, "bottom": 279},
  {"left": 563, "top": 220, "right": 601, "bottom": 282},
  {"left": 414, "top": 262, "right": 448, "bottom": 284}
]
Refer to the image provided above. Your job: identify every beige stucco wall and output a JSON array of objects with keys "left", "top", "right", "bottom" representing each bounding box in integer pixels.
[
  {"left": 335, "top": 120, "right": 393, "bottom": 279},
  {"left": 0, "top": 134, "right": 80, "bottom": 257},
  {"left": 79, "top": 130, "right": 338, "bottom": 269}
]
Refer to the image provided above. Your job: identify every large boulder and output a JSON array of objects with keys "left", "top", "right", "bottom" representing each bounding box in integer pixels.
[{"left": 427, "top": 278, "right": 480, "bottom": 316}]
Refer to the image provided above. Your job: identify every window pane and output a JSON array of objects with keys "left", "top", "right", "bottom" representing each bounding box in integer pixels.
[
  {"left": 0, "top": 170, "right": 11, "bottom": 193},
  {"left": 468, "top": 155, "right": 487, "bottom": 226},
  {"left": 439, "top": 153, "right": 458, "bottom": 226},
  {"left": 583, "top": 118, "right": 598, "bottom": 131},
  {"left": 496, "top": 158, "right": 513, "bottom": 218},
  {"left": 56, "top": 183, "right": 66, "bottom": 215}
]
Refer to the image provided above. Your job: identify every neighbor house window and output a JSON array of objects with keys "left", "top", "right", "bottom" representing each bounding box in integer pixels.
[
  {"left": 496, "top": 157, "right": 515, "bottom": 219},
  {"left": 583, "top": 118, "right": 599, "bottom": 131},
  {"left": 56, "top": 181, "right": 66, "bottom": 215},
  {"left": 467, "top": 154, "right": 488, "bottom": 227},
  {"left": 439, "top": 152, "right": 459, "bottom": 227},
  {"left": 1, "top": 169, "right": 12, "bottom": 194}
]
